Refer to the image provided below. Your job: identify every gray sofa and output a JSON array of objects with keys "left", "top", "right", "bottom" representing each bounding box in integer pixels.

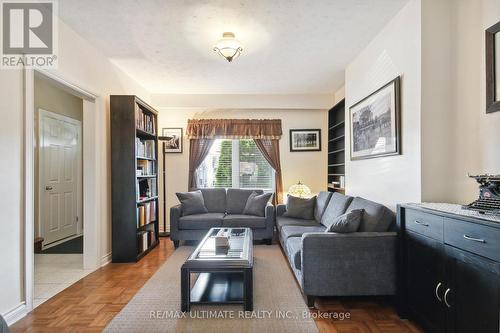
[
  {"left": 170, "top": 188, "right": 275, "bottom": 247},
  {"left": 278, "top": 191, "right": 397, "bottom": 307}
]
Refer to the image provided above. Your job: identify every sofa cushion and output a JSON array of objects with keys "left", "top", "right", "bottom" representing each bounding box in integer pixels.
[
  {"left": 227, "top": 189, "right": 264, "bottom": 214},
  {"left": 321, "top": 192, "right": 354, "bottom": 229},
  {"left": 223, "top": 214, "right": 266, "bottom": 228},
  {"left": 276, "top": 216, "right": 318, "bottom": 231},
  {"left": 176, "top": 190, "right": 208, "bottom": 216},
  {"left": 325, "top": 209, "right": 364, "bottom": 233},
  {"left": 346, "top": 197, "right": 395, "bottom": 232},
  {"left": 314, "top": 191, "right": 333, "bottom": 222},
  {"left": 284, "top": 195, "right": 316, "bottom": 220},
  {"left": 280, "top": 225, "right": 325, "bottom": 240},
  {"left": 286, "top": 237, "right": 302, "bottom": 270},
  {"left": 198, "top": 188, "right": 226, "bottom": 213},
  {"left": 242, "top": 192, "right": 273, "bottom": 217},
  {"left": 178, "top": 213, "right": 224, "bottom": 230}
]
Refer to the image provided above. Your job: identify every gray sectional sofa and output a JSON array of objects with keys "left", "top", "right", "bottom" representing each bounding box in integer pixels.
[
  {"left": 170, "top": 188, "right": 275, "bottom": 247},
  {"left": 278, "top": 191, "right": 397, "bottom": 307}
]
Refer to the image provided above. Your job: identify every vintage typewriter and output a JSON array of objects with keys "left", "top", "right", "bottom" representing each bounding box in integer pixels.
[{"left": 463, "top": 174, "right": 500, "bottom": 215}]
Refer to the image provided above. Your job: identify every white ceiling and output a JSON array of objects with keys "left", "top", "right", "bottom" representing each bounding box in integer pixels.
[{"left": 58, "top": 0, "right": 409, "bottom": 94}]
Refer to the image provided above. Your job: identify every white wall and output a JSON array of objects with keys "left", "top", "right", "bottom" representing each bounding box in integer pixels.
[
  {"left": 0, "top": 69, "right": 25, "bottom": 321},
  {"left": 0, "top": 18, "right": 149, "bottom": 319},
  {"left": 155, "top": 104, "right": 328, "bottom": 229},
  {"left": 344, "top": 0, "right": 422, "bottom": 209},
  {"left": 345, "top": 0, "right": 500, "bottom": 208},
  {"left": 420, "top": 0, "right": 455, "bottom": 203},
  {"left": 451, "top": 0, "right": 500, "bottom": 204},
  {"left": 152, "top": 94, "right": 334, "bottom": 110},
  {"left": 334, "top": 86, "right": 345, "bottom": 105}
]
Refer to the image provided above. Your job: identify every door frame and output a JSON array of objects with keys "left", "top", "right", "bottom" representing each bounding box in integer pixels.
[
  {"left": 24, "top": 68, "right": 101, "bottom": 313},
  {"left": 38, "top": 109, "right": 83, "bottom": 247}
]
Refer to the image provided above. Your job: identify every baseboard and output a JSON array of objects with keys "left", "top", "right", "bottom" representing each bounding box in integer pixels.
[
  {"left": 101, "top": 252, "right": 112, "bottom": 267},
  {"left": 3, "top": 302, "right": 27, "bottom": 326}
]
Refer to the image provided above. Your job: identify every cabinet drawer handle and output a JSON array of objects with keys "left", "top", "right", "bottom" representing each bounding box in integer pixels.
[
  {"left": 444, "top": 288, "right": 452, "bottom": 308},
  {"left": 463, "top": 235, "right": 486, "bottom": 243},
  {"left": 414, "top": 220, "right": 429, "bottom": 227},
  {"left": 435, "top": 282, "right": 443, "bottom": 302}
]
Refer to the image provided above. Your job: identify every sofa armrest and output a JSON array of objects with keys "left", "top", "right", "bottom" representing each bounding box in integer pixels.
[
  {"left": 300, "top": 232, "right": 397, "bottom": 296},
  {"left": 265, "top": 202, "right": 276, "bottom": 232},
  {"left": 169, "top": 204, "right": 182, "bottom": 237},
  {"left": 265, "top": 202, "right": 275, "bottom": 218},
  {"left": 276, "top": 204, "right": 287, "bottom": 216}
]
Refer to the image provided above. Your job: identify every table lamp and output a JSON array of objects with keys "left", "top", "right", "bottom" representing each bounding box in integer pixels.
[{"left": 288, "top": 181, "right": 311, "bottom": 198}]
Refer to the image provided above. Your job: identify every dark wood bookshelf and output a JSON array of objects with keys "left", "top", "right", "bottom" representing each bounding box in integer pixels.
[
  {"left": 327, "top": 99, "right": 346, "bottom": 193},
  {"left": 111, "top": 95, "right": 159, "bottom": 262}
]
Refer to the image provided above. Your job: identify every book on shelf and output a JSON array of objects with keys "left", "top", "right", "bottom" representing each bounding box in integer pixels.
[
  {"left": 136, "top": 178, "right": 157, "bottom": 201},
  {"left": 136, "top": 201, "right": 156, "bottom": 227},
  {"left": 135, "top": 138, "right": 155, "bottom": 159},
  {"left": 137, "top": 226, "right": 156, "bottom": 253},
  {"left": 135, "top": 103, "right": 156, "bottom": 135},
  {"left": 150, "top": 200, "right": 157, "bottom": 221},
  {"left": 136, "top": 159, "right": 155, "bottom": 176}
]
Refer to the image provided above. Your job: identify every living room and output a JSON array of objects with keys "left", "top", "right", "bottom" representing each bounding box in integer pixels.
[{"left": 1, "top": 0, "right": 500, "bottom": 332}]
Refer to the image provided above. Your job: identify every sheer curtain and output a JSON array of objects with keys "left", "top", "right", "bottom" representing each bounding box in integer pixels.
[
  {"left": 188, "top": 139, "right": 214, "bottom": 191},
  {"left": 254, "top": 139, "right": 283, "bottom": 204}
]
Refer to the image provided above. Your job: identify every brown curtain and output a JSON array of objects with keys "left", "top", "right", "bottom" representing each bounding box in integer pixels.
[
  {"left": 186, "top": 119, "right": 282, "bottom": 139},
  {"left": 254, "top": 139, "right": 283, "bottom": 204},
  {"left": 188, "top": 139, "right": 214, "bottom": 190}
]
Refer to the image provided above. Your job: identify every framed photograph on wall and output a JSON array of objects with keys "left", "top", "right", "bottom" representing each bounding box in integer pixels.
[
  {"left": 349, "top": 76, "right": 401, "bottom": 160},
  {"left": 289, "top": 129, "right": 321, "bottom": 152},
  {"left": 486, "top": 20, "right": 500, "bottom": 113},
  {"left": 161, "top": 128, "right": 183, "bottom": 153}
]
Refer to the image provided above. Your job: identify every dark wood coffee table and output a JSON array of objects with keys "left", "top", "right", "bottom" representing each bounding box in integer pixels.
[{"left": 180, "top": 227, "right": 253, "bottom": 312}]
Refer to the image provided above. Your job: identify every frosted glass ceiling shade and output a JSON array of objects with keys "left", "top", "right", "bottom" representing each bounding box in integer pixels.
[{"left": 213, "top": 32, "right": 243, "bottom": 62}]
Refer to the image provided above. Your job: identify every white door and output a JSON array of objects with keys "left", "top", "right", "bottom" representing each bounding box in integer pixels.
[{"left": 39, "top": 110, "right": 82, "bottom": 245}]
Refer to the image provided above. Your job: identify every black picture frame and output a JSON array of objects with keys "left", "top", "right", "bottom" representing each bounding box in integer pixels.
[
  {"left": 289, "top": 129, "right": 321, "bottom": 152},
  {"left": 486, "top": 20, "right": 500, "bottom": 114},
  {"left": 160, "top": 128, "right": 183, "bottom": 153},
  {"left": 349, "top": 76, "right": 401, "bottom": 161}
]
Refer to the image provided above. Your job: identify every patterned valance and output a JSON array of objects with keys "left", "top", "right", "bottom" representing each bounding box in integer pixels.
[{"left": 186, "top": 119, "right": 282, "bottom": 140}]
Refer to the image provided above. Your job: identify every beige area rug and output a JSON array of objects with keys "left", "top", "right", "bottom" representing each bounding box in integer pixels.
[{"left": 105, "top": 245, "right": 318, "bottom": 333}]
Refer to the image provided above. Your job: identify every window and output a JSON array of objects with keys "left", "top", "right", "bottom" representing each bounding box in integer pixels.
[{"left": 196, "top": 139, "right": 274, "bottom": 190}]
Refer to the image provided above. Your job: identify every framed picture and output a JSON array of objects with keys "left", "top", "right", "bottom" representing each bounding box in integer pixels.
[
  {"left": 486, "top": 20, "right": 500, "bottom": 113},
  {"left": 289, "top": 129, "right": 321, "bottom": 152},
  {"left": 349, "top": 76, "right": 401, "bottom": 160},
  {"left": 161, "top": 128, "right": 183, "bottom": 153}
]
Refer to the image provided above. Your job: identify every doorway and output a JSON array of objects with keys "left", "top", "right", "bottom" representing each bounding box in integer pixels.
[{"left": 32, "top": 75, "right": 90, "bottom": 308}]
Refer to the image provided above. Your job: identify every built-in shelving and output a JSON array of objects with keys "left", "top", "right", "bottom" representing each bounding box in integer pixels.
[
  {"left": 111, "top": 95, "right": 159, "bottom": 262},
  {"left": 327, "top": 99, "right": 346, "bottom": 193}
]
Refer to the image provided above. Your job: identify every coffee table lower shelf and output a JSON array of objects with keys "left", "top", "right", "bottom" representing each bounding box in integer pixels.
[{"left": 181, "top": 268, "right": 253, "bottom": 312}]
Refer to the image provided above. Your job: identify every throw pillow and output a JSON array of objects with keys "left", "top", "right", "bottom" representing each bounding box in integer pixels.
[
  {"left": 325, "top": 209, "right": 364, "bottom": 233},
  {"left": 175, "top": 190, "right": 208, "bottom": 216},
  {"left": 284, "top": 195, "right": 316, "bottom": 220},
  {"left": 242, "top": 192, "right": 273, "bottom": 217}
]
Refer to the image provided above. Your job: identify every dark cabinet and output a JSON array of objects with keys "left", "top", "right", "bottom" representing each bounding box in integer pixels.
[
  {"left": 445, "top": 246, "right": 500, "bottom": 333},
  {"left": 406, "top": 232, "right": 446, "bottom": 333},
  {"left": 398, "top": 205, "right": 500, "bottom": 333}
]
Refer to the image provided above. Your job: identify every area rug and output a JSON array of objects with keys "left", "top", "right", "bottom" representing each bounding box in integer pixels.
[{"left": 104, "top": 245, "right": 318, "bottom": 333}]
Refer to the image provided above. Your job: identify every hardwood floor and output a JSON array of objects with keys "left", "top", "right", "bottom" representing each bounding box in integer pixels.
[{"left": 11, "top": 238, "right": 421, "bottom": 333}]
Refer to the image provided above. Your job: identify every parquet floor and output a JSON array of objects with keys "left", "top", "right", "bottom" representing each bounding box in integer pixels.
[{"left": 11, "top": 238, "right": 422, "bottom": 333}]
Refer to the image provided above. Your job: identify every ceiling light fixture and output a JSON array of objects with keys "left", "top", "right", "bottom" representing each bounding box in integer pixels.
[{"left": 213, "top": 32, "right": 243, "bottom": 62}]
